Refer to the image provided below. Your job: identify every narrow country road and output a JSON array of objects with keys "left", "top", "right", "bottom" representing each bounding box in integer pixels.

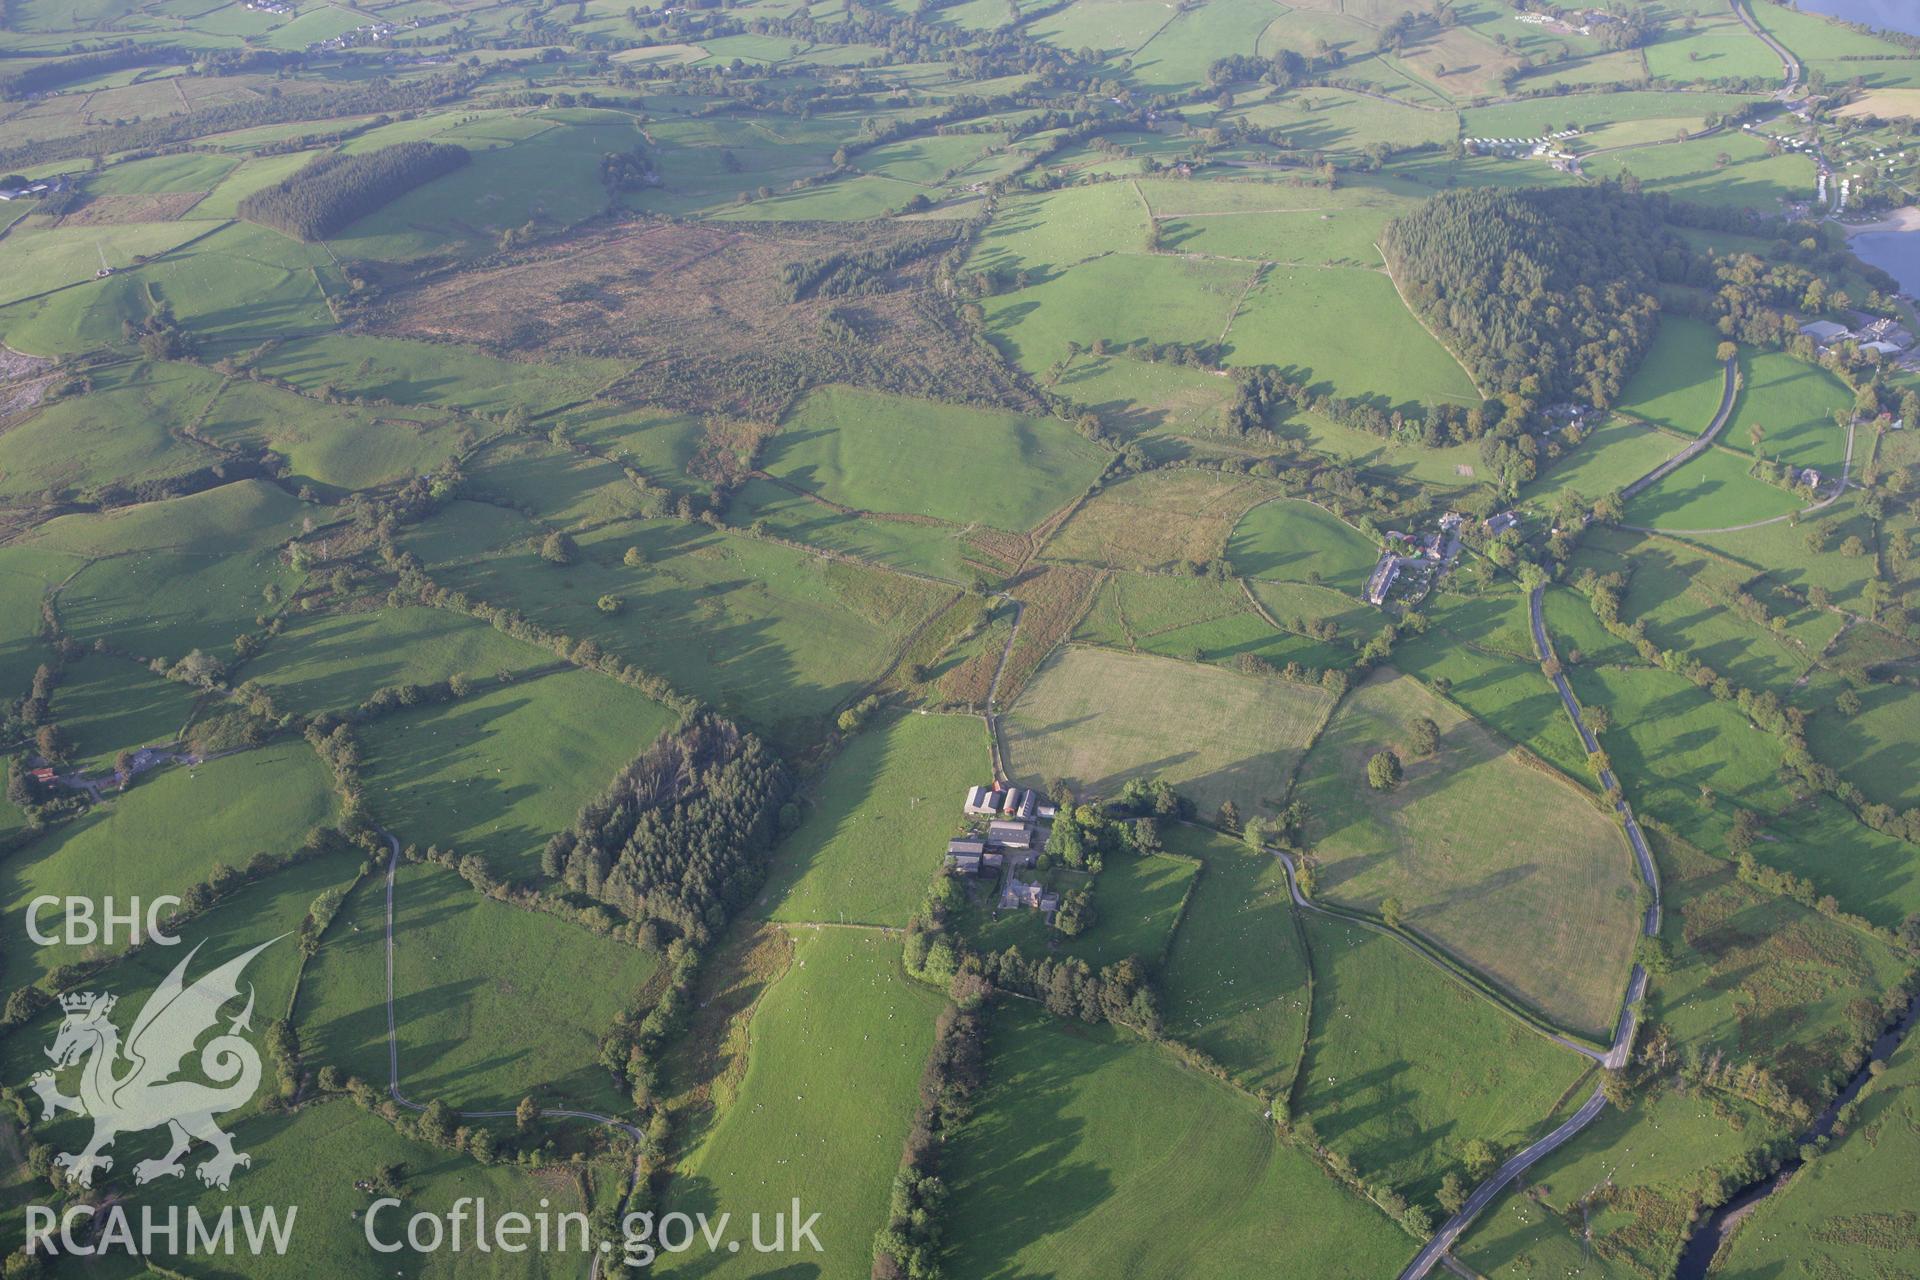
[
  {"left": 1620, "top": 356, "right": 1738, "bottom": 501},
  {"left": 379, "top": 830, "right": 645, "bottom": 1143},
  {"left": 1393, "top": 590, "right": 1663, "bottom": 1280}
]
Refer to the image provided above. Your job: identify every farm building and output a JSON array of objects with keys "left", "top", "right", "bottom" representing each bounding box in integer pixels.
[
  {"left": 1799, "top": 319, "right": 1850, "bottom": 344},
  {"left": 988, "top": 820, "right": 1034, "bottom": 849}
]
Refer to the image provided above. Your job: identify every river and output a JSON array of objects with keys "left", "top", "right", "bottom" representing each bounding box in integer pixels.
[
  {"left": 1794, "top": 0, "right": 1920, "bottom": 39},
  {"left": 1672, "top": 991, "right": 1920, "bottom": 1278}
]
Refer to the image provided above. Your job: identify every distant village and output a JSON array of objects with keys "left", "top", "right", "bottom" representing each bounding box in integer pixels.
[{"left": 946, "top": 783, "right": 1061, "bottom": 916}]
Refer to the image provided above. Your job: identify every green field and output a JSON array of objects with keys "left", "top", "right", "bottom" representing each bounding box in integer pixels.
[
  {"left": 398, "top": 502, "right": 953, "bottom": 744},
  {"left": 0, "top": 741, "right": 337, "bottom": 984},
  {"left": 1159, "top": 823, "right": 1311, "bottom": 1095},
  {"left": 1004, "top": 645, "right": 1334, "bottom": 818},
  {"left": 195, "top": 375, "right": 472, "bottom": 494},
  {"left": 1724, "top": 349, "right": 1852, "bottom": 472},
  {"left": 1613, "top": 315, "right": 1728, "bottom": 433},
  {"left": 765, "top": 385, "right": 1107, "bottom": 531},
  {"left": 760, "top": 710, "right": 988, "bottom": 927},
  {"left": 943, "top": 1004, "right": 1413, "bottom": 1279},
  {"left": 242, "top": 605, "right": 559, "bottom": 714},
  {"left": 1223, "top": 265, "right": 1481, "bottom": 408},
  {"left": 1391, "top": 589, "right": 1597, "bottom": 782},
  {"left": 1228, "top": 497, "right": 1382, "bottom": 590},
  {"left": 1563, "top": 659, "right": 1794, "bottom": 855},
  {"left": 51, "top": 653, "right": 198, "bottom": 769},
  {"left": 0, "top": 359, "right": 222, "bottom": 502},
  {"left": 1532, "top": 416, "right": 1685, "bottom": 501},
  {"left": 1589, "top": 132, "right": 1816, "bottom": 211},
  {"left": 1298, "top": 913, "right": 1591, "bottom": 1206},
  {"left": 659, "top": 926, "right": 942, "bottom": 1277},
  {"left": 982, "top": 252, "right": 1259, "bottom": 377},
  {"left": 301, "top": 859, "right": 657, "bottom": 1112},
  {"left": 1623, "top": 444, "right": 1804, "bottom": 531},
  {"left": 359, "top": 667, "right": 675, "bottom": 881},
  {"left": 1296, "top": 669, "right": 1640, "bottom": 1038}
]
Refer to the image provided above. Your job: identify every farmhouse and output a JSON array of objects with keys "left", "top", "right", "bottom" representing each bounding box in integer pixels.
[{"left": 1001, "top": 876, "right": 1061, "bottom": 915}]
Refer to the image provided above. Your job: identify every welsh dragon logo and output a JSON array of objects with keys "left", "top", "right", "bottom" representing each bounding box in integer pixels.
[{"left": 28, "top": 938, "right": 280, "bottom": 1191}]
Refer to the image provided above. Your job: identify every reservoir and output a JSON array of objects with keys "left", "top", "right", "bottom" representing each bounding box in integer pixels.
[{"left": 1794, "top": 0, "right": 1920, "bottom": 39}]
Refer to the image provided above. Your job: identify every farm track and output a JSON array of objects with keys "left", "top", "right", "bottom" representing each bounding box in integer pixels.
[
  {"left": 376, "top": 830, "right": 645, "bottom": 1146},
  {"left": 1393, "top": 587, "right": 1664, "bottom": 1280},
  {"left": 983, "top": 595, "right": 1023, "bottom": 784}
]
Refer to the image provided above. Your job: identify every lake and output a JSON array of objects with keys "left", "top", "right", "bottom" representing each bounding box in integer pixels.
[
  {"left": 1795, "top": 0, "right": 1920, "bottom": 38},
  {"left": 1850, "top": 228, "right": 1920, "bottom": 294}
]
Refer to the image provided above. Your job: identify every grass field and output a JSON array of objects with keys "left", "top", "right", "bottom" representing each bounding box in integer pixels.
[
  {"left": 969, "top": 182, "right": 1153, "bottom": 276},
  {"left": 0, "top": 545, "right": 80, "bottom": 698},
  {"left": 1004, "top": 645, "right": 1333, "bottom": 818},
  {"left": 943, "top": 1004, "right": 1413, "bottom": 1279},
  {"left": 248, "top": 332, "right": 623, "bottom": 420},
  {"left": 52, "top": 653, "right": 198, "bottom": 769},
  {"left": 1045, "top": 466, "right": 1274, "bottom": 570},
  {"left": 195, "top": 376, "right": 471, "bottom": 495},
  {"left": 659, "top": 926, "right": 942, "bottom": 1277},
  {"left": 766, "top": 385, "right": 1106, "bottom": 531},
  {"left": 1228, "top": 497, "right": 1381, "bottom": 590},
  {"left": 982, "top": 252, "right": 1259, "bottom": 378},
  {"left": 1531, "top": 416, "right": 1686, "bottom": 502},
  {"left": 1805, "top": 678, "right": 1920, "bottom": 814},
  {"left": 399, "top": 502, "right": 952, "bottom": 745},
  {"left": 1159, "top": 823, "right": 1311, "bottom": 1096},
  {"left": 31, "top": 480, "right": 308, "bottom": 662},
  {"left": 1724, "top": 349, "right": 1852, "bottom": 472},
  {"left": 0, "top": 359, "right": 223, "bottom": 502},
  {"left": 1652, "top": 834, "right": 1907, "bottom": 1106},
  {"left": 1588, "top": 132, "right": 1816, "bottom": 211},
  {"left": 1297, "top": 913, "right": 1592, "bottom": 1206},
  {"left": 358, "top": 667, "right": 675, "bottom": 881},
  {"left": 759, "top": 710, "right": 988, "bottom": 927},
  {"left": 1223, "top": 265, "right": 1481, "bottom": 408},
  {"left": 300, "top": 859, "right": 657, "bottom": 1112},
  {"left": 1562, "top": 659, "right": 1796, "bottom": 855},
  {"left": 1622, "top": 444, "right": 1803, "bottom": 530},
  {"left": 1296, "top": 669, "right": 1640, "bottom": 1038},
  {"left": 1614, "top": 315, "right": 1728, "bottom": 434},
  {"left": 242, "top": 605, "right": 558, "bottom": 714},
  {"left": 87, "top": 1100, "right": 600, "bottom": 1278},
  {"left": 0, "top": 741, "right": 337, "bottom": 985}
]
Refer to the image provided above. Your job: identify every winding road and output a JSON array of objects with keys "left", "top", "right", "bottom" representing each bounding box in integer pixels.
[
  {"left": 378, "top": 830, "right": 645, "bottom": 1144},
  {"left": 1730, "top": 0, "right": 1801, "bottom": 97},
  {"left": 1392, "top": 589, "right": 1663, "bottom": 1280},
  {"left": 1620, "top": 356, "right": 1739, "bottom": 502}
]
